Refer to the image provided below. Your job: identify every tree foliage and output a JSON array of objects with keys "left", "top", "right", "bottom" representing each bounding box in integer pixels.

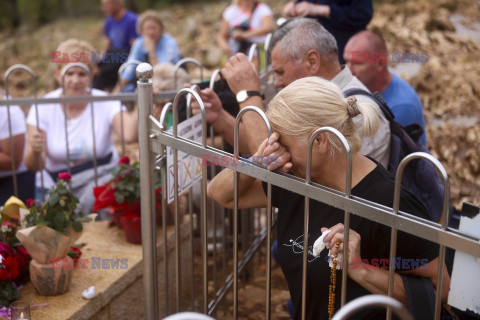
[{"left": 0, "top": 0, "right": 182, "bottom": 30}]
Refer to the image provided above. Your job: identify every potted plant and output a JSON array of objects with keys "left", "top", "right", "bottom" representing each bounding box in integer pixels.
[
  {"left": 16, "top": 172, "right": 93, "bottom": 296},
  {"left": 93, "top": 156, "right": 164, "bottom": 244}
]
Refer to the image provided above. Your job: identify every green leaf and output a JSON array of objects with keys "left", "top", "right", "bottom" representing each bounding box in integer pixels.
[
  {"left": 49, "top": 193, "right": 59, "bottom": 206},
  {"left": 72, "top": 221, "right": 83, "bottom": 233},
  {"left": 78, "top": 216, "right": 93, "bottom": 222},
  {"left": 116, "top": 194, "right": 125, "bottom": 204}
]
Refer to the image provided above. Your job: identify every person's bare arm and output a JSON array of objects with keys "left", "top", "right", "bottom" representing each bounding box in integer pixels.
[
  {"left": 190, "top": 87, "right": 250, "bottom": 154},
  {"left": 0, "top": 134, "right": 24, "bottom": 170},
  {"left": 217, "top": 18, "right": 233, "bottom": 56},
  {"left": 324, "top": 224, "right": 450, "bottom": 307},
  {"left": 232, "top": 15, "right": 273, "bottom": 40},
  {"left": 208, "top": 135, "right": 292, "bottom": 208},
  {"left": 294, "top": 2, "right": 330, "bottom": 18},
  {"left": 112, "top": 106, "right": 139, "bottom": 143},
  {"left": 24, "top": 124, "right": 46, "bottom": 172},
  {"left": 282, "top": 1, "right": 297, "bottom": 17},
  {"left": 222, "top": 54, "right": 268, "bottom": 154},
  {"left": 208, "top": 139, "right": 269, "bottom": 209}
]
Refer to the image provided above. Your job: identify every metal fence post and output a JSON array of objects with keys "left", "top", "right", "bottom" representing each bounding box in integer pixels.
[
  {"left": 234, "top": 106, "right": 272, "bottom": 320},
  {"left": 137, "top": 62, "right": 159, "bottom": 320},
  {"left": 303, "top": 127, "right": 352, "bottom": 319},
  {"left": 389, "top": 152, "right": 450, "bottom": 320},
  {"left": 172, "top": 88, "right": 208, "bottom": 313}
]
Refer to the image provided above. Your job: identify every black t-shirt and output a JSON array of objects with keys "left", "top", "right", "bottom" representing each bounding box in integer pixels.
[{"left": 262, "top": 164, "right": 438, "bottom": 320}]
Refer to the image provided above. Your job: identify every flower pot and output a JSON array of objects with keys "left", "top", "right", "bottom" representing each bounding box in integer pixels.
[
  {"left": 29, "top": 257, "right": 73, "bottom": 296},
  {"left": 112, "top": 209, "right": 126, "bottom": 229},
  {"left": 121, "top": 214, "right": 142, "bottom": 244}
]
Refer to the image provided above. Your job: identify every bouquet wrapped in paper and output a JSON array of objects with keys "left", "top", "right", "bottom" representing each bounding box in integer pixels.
[{"left": 16, "top": 172, "right": 94, "bottom": 296}]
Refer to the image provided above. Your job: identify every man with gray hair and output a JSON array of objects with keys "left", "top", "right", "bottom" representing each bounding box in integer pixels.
[{"left": 193, "top": 18, "right": 390, "bottom": 168}]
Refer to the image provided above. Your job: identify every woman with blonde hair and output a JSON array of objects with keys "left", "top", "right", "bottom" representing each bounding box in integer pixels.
[
  {"left": 120, "top": 10, "right": 181, "bottom": 92},
  {"left": 208, "top": 77, "right": 449, "bottom": 319},
  {"left": 25, "top": 39, "right": 138, "bottom": 214},
  {"left": 217, "top": 0, "right": 273, "bottom": 56}
]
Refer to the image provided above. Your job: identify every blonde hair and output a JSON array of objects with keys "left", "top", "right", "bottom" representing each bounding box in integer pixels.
[
  {"left": 54, "top": 39, "right": 96, "bottom": 74},
  {"left": 152, "top": 63, "right": 190, "bottom": 93},
  {"left": 137, "top": 10, "right": 164, "bottom": 35},
  {"left": 266, "top": 76, "right": 379, "bottom": 156}
]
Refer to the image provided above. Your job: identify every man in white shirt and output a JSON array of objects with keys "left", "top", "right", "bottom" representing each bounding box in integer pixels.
[{"left": 193, "top": 18, "right": 391, "bottom": 168}]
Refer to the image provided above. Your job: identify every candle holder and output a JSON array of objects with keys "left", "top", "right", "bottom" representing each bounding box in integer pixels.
[{"left": 10, "top": 301, "right": 31, "bottom": 320}]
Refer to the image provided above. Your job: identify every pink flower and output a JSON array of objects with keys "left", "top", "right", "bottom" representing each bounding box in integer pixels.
[
  {"left": 26, "top": 198, "right": 36, "bottom": 207},
  {"left": 119, "top": 156, "right": 130, "bottom": 165},
  {"left": 58, "top": 172, "right": 72, "bottom": 181}
]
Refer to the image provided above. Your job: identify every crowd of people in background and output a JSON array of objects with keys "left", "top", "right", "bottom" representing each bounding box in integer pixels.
[{"left": 1, "top": 0, "right": 444, "bottom": 318}]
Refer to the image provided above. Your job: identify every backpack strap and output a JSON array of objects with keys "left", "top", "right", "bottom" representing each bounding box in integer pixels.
[
  {"left": 401, "top": 274, "right": 436, "bottom": 320},
  {"left": 343, "top": 88, "right": 424, "bottom": 143}
]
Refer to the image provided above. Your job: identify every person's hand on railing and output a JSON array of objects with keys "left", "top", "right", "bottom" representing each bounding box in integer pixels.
[
  {"left": 253, "top": 133, "right": 292, "bottom": 172},
  {"left": 222, "top": 53, "right": 260, "bottom": 95},
  {"left": 191, "top": 88, "right": 224, "bottom": 125},
  {"left": 29, "top": 130, "right": 46, "bottom": 155}
]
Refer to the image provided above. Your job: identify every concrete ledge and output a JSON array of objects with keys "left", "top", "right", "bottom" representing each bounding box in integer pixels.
[{"left": 20, "top": 217, "right": 192, "bottom": 319}]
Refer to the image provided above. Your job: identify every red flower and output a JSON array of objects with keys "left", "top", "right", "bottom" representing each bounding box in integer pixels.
[
  {"left": 26, "top": 198, "right": 36, "bottom": 207},
  {"left": 0, "top": 256, "right": 20, "bottom": 281},
  {"left": 68, "top": 247, "right": 82, "bottom": 267},
  {"left": 0, "top": 242, "right": 14, "bottom": 258},
  {"left": 119, "top": 156, "right": 130, "bottom": 165},
  {"left": 58, "top": 172, "right": 72, "bottom": 181}
]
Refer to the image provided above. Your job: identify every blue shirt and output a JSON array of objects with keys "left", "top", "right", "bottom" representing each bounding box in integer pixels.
[
  {"left": 296, "top": 0, "right": 373, "bottom": 64},
  {"left": 381, "top": 74, "right": 427, "bottom": 146},
  {"left": 104, "top": 11, "right": 139, "bottom": 50},
  {"left": 121, "top": 34, "right": 182, "bottom": 82}
]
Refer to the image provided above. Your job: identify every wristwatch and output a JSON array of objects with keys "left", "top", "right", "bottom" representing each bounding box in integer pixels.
[{"left": 236, "top": 90, "right": 262, "bottom": 103}]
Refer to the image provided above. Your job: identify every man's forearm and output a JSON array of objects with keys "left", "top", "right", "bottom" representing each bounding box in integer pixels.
[
  {"left": 211, "top": 109, "right": 250, "bottom": 154},
  {"left": 349, "top": 262, "right": 408, "bottom": 306},
  {"left": 238, "top": 96, "right": 269, "bottom": 154}
]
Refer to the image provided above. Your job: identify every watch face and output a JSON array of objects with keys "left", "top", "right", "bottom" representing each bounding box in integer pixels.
[{"left": 237, "top": 90, "right": 248, "bottom": 103}]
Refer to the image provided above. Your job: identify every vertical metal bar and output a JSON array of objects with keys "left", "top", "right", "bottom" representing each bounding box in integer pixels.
[
  {"left": 173, "top": 88, "right": 208, "bottom": 313},
  {"left": 173, "top": 100, "right": 182, "bottom": 312},
  {"left": 264, "top": 33, "right": 273, "bottom": 68},
  {"left": 184, "top": 95, "right": 196, "bottom": 311},
  {"left": 391, "top": 152, "right": 450, "bottom": 320},
  {"left": 266, "top": 185, "right": 272, "bottom": 320},
  {"left": 137, "top": 63, "right": 159, "bottom": 319},
  {"left": 61, "top": 63, "right": 91, "bottom": 181},
  {"left": 118, "top": 60, "right": 143, "bottom": 156},
  {"left": 5, "top": 104, "right": 17, "bottom": 196},
  {"left": 173, "top": 58, "right": 204, "bottom": 90},
  {"left": 4, "top": 65, "right": 39, "bottom": 198},
  {"left": 247, "top": 43, "right": 261, "bottom": 73},
  {"left": 208, "top": 72, "right": 221, "bottom": 307},
  {"left": 303, "top": 127, "right": 350, "bottom": 319},
  {"left": 88, "top": 88, "right": 99, "bottom": 186},
  {"left": 234, "top": 106, "right": 272, "bottom": 320},
  {"left": 159, "top": 101, "right": 173, "bottom": 315}
]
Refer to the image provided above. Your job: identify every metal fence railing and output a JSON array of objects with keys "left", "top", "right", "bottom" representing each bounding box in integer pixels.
[{"left": 137, "top": 61, "right": 480, "bottom": 320}]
